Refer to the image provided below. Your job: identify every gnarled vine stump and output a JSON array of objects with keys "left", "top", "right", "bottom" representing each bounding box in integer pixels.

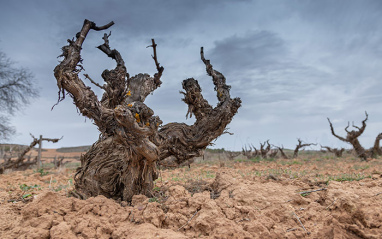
[{"left": 53, "top": 20, "right": 241, "bottom": 201}]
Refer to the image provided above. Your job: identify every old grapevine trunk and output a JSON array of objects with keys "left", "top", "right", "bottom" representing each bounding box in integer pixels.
[
  {"left": 327, "top": 112, "right": 368, "bottom": 161},
  {"left": 53, "top": 20, "right": 241, "bottom": 201}
]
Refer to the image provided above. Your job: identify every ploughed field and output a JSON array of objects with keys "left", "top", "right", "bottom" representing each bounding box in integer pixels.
[{"left": 0, "top": 149, "right": 381, "bottom": 238}]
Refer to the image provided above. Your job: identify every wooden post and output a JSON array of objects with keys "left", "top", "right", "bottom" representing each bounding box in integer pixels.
[
  {"left": 37, "top": 135, "right": 42, "bottom": 169},
  {"left": 0, "top": 145, "right": 4, "bottom": 162}
]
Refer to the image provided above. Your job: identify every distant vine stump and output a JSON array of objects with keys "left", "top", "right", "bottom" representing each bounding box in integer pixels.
[
  {"left": 371, "top": 133, "right": 382, "bottom": 158},
  {"left": 53, "top": 155, "right": 67, "bottom": 169},
  {"left": 37, "top": 135, "right": 42, "bottom": 168},
  {"left": 0, "top": 134, "right": 61, "bottom": 174},
  {"left": 275, "top": 145, "right": 289, "bottom": 159},
  {"left": 242, "top": 145, "right": 258, "bottom": 159},
  {"left": 327, "top": 112, "right": 369, "bottom": 161},
  {"left": 321, "top": 146, "right": 345, "bottom": 157},
  {"left": 225, "top": 151, "right": 240, "bottom": 160},
  {"left": 53, "top": 20, "right": 241, "bottom": 201},
  {"left": 260, "top": 140, "right": 271, "bottom": 159},
  {"left": 293, "top": 139, "right": 316, "bottom": 158}
]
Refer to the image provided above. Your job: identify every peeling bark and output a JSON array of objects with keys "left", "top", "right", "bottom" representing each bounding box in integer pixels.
[{"left": 53, "top": 20, "right": 241, "bottom": 201}]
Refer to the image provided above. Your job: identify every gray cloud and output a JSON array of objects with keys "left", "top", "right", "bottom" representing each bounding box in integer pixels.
[
  {"left": 209, "top": 30, "right": 288, "bottom": 71},
  {"left": 0, "top": 0, "right": 381, "bottom": 151}
]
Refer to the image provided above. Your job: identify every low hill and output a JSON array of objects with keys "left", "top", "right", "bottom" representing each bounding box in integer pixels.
[{"left": 56, "top": 145, "right": 91, "bottom": 153}]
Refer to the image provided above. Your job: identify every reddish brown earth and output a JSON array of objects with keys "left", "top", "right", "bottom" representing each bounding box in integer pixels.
[{"left": 0, "top": 152, "right": 381, "bottom": 238}]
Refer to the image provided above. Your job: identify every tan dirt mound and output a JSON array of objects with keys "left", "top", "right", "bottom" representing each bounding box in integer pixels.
[{"left": 1, "top": 158, "right": 382, "bottom": 238}]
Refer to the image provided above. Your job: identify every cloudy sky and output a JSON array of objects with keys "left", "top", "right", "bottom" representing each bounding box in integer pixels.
[{"left": 1, "top": 0, "right": 381, "bottom": 151}]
